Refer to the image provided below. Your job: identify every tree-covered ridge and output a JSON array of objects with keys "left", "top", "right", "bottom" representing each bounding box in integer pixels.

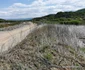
[
  {"left": 77, "top": 8, "right": 85, "bottom": 13},
  {"left": 32, "top": 8, "right": 85, "bottom": 25}
]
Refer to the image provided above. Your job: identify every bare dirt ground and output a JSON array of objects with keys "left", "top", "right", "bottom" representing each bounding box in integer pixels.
[{"left": 0, "top": 22, "right": 37, "bottom": 53}]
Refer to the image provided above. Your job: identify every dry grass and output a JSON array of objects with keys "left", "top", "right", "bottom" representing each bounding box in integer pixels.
[{"left": 0, "top": 24, "right": 84, "bottom": 70}]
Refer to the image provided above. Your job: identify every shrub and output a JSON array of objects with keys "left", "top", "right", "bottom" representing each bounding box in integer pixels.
[{"left": 43, "top": 52, "right": 53, "bottom": 61}]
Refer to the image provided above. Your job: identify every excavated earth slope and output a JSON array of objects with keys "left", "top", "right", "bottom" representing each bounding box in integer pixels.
[{"left": 0, "top": 24, "right": 85, "bottom": 70}]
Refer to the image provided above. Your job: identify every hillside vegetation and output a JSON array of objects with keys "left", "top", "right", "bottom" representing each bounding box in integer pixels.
[{"left": 32, "top": 8, "right": 85, "bottom": 25}]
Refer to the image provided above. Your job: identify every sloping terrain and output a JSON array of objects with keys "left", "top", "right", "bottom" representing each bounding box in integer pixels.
[
  {"left": 32, "top": 8, "right": 85, "bottom": 25},
  {"left": 0, "top": 24, "right": 85, "bottom": 70}
]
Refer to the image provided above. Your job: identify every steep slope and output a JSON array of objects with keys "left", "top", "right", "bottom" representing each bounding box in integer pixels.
[{"left": 0, "top": 24, "right": 85, "bottom": 70}]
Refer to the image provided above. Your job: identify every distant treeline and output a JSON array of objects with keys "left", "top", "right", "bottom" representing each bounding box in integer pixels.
[
  {"left": 0, "top": 19, "right": 30, "bottom": 28},
  {"left": 0, "top": 18, "right": 31, "bottom": 23},
  {"left": 31, "top": 8, "right": 85, "bottom": 25}
]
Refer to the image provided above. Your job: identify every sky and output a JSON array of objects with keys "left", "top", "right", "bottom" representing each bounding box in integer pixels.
[{"left": 0, "top": 0, "right": 85, "bottom": 19}]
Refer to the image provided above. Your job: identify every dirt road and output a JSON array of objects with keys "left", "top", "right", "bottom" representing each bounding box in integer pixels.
[{"left": 0, "top": 22, "right": 37, "bottom": 53}]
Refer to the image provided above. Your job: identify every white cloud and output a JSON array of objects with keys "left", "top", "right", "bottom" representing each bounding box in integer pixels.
[{"left": 0, "top": 0, "right": 85, "bottom": 19}]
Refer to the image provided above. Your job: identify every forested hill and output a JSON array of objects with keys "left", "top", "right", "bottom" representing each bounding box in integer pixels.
[
  {"left": 32, "top": 8, "right": 85, "bottom": 25},
  {"left": 77, "top": 8, "right": 85, "bottom": 13}
]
